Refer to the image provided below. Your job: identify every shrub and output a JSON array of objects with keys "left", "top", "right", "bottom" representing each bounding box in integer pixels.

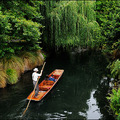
[
  {"left": 107, "top": 89, "right": 120, "bottom": 119},
  {"left": 107, "top": 59, "right": 120, "bottom": 79},
  {"left": 0, "top": 1, "right": 44, "bottom": 58}
]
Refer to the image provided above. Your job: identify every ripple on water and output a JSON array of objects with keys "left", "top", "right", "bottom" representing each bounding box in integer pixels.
[
  {"left": 44, "top": 112, "right": 67, "bottom": 120},
  {"left": 78, "top": 111, "right": 87, "bottom": 117}
]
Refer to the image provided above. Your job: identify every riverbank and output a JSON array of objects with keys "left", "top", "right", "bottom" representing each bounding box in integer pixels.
[
  {"left": 101, "top": 49, "right": 120, "bottom": 120},
  {"left": 0, "top": 50, "right": 45, "bottom": 88}
]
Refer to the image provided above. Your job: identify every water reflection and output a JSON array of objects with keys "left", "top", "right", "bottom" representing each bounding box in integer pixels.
[
  {"left": 86, "top": 90, "right": 102, "bottom": 119},
  {"left": 0, "top": 51, "right": 114, "bottom": 119}
]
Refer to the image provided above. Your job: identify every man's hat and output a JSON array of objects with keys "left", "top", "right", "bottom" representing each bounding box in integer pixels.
[{"left": 33, "top": 68, "right": 39, "bottom": 72}]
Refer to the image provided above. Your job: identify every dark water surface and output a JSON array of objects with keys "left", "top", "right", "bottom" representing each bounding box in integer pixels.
[{"left": 0, "top": 51, "right": 115, "bottom": 120}]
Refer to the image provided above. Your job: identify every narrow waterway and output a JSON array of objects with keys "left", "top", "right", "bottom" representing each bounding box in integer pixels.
[{"left": 0, "top": 51, "right": 115, "bottom": 120}]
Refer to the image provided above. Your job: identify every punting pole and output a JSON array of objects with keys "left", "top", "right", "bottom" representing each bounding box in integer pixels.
[{"left": 21, "top": 62, "right": 46, "bottom": 117}]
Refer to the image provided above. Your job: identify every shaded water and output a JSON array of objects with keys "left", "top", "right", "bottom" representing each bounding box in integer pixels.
[{"left": 0, "top": 51, "right": 115, "bottom": 120}]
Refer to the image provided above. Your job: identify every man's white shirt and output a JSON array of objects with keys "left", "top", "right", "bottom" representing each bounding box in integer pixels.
[{"left": 32, "top": 72, "right": 41, "bottom": 81}]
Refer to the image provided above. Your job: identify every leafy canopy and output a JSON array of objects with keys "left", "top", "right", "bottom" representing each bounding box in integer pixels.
[
  {"left": 42, "top": 1, "right": 101, "bottom": 50},
  {"left": 0, "top": 0, "right": 44, "bottom": 58}
]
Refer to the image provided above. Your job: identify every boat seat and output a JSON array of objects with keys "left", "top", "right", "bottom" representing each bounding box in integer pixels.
[
  {"left": 43, "top": 80, "right": 54, "bottom": 85},
  {"left": 39, "top": 85, "right": 51, "bottom": 91}
]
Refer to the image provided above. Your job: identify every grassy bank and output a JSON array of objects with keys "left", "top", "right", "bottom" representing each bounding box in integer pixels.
[{"left": 0, "top": 50, "right": 44, "bottom": 88}]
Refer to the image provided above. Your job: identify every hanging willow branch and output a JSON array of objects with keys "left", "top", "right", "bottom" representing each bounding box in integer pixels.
[{"left": 43, "top": 1, "right": 100, "bottom": 49}]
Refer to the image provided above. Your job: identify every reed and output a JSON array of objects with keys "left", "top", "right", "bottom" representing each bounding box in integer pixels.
[
  {"left": 1, "top": 55, "right": 24, "bottom": 76},
  {"left": 20, "top": 51, "right": 42, "bottom": 70},
  {"left": 0, "top": 51, "right": 44, "bottom": 88},
  {"left": 34, "top": 50, "right": 44, "bottom": 66},
  {"left": 0, "top": 70, "right": 7, "bottom": 88}
]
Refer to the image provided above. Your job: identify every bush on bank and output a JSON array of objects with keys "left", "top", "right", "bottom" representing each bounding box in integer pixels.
[
  {"left": 107, "top": 89, "right": 120, "bottom": 120},
  {"left": 108, "top": 59, "right": 120, "bottom": 79},
  {"left": 107, "top": 59, "right": 120, "bottom": 119},
  {"left": 0, "top": 51, "right": 44, "bottom": 88}
]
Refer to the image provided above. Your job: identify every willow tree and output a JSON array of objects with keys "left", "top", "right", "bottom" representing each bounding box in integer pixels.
[{"left": 42, "top": 1, "right": 101, "bottom": 50}]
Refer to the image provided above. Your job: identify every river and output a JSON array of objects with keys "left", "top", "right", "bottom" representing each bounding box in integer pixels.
[{"left": 0, "top": 50, "right": 115, "bottom": 120}]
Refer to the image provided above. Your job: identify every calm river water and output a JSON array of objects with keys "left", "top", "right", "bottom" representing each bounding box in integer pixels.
[{"left": 0, "top": 51, "right": 115, "bottom": 120}]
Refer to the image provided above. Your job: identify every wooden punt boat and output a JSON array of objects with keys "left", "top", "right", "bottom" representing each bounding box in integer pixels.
[{"left": 27, "top": 69, "right": 64, "bottom": 101}]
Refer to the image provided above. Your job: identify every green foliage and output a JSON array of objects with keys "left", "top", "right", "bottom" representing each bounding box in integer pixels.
[
  {"left": 42, "top": 1, "right": 101, "bottom": 50},
  {"left": 107, "top": 59, "right": 120, "bottom": 79},
  {"left": 6, "top": 68, "right": 18, "bottom": 84},
  {"left": 96, "top": 0, "right": 120, "bottom": 52},
  {"left": 41, "top": 52, "right": 46, "bottom": 60},
  {"left": 107, "top": 89, "right": 120, "bottom": 119},
  {"left": 0, "top": 12, "right": 12, "bottom": 42},
  {"left": 0, "top": 0, "right": 44, "bottom": 58},
  {"left": 13, "top": 18, "right": 42, "bottom": 42},
  {"left": 112, "top": 40, "right": 120, "bottom": 50}
]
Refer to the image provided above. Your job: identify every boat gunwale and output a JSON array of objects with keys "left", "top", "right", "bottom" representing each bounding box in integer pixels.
[{"left": 27, "top": 69, "right": 64, "bottom": 101}]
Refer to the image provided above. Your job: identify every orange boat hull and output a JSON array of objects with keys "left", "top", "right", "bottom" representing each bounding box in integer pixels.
[{"left": 27, "top": 69, "right": 64, "bottom": 101}]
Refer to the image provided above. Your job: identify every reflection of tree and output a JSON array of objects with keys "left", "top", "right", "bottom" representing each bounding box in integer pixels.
[
  {"left": 34, "top": 50, "right": 109, "bottom": 119},
  {"left": 94, "top": 79, "right": 115, "bottom": 120}
]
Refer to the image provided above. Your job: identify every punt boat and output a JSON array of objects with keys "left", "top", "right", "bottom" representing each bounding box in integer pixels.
[{"left": 27, "top": 69, "right": 64, "bottom": 101}]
